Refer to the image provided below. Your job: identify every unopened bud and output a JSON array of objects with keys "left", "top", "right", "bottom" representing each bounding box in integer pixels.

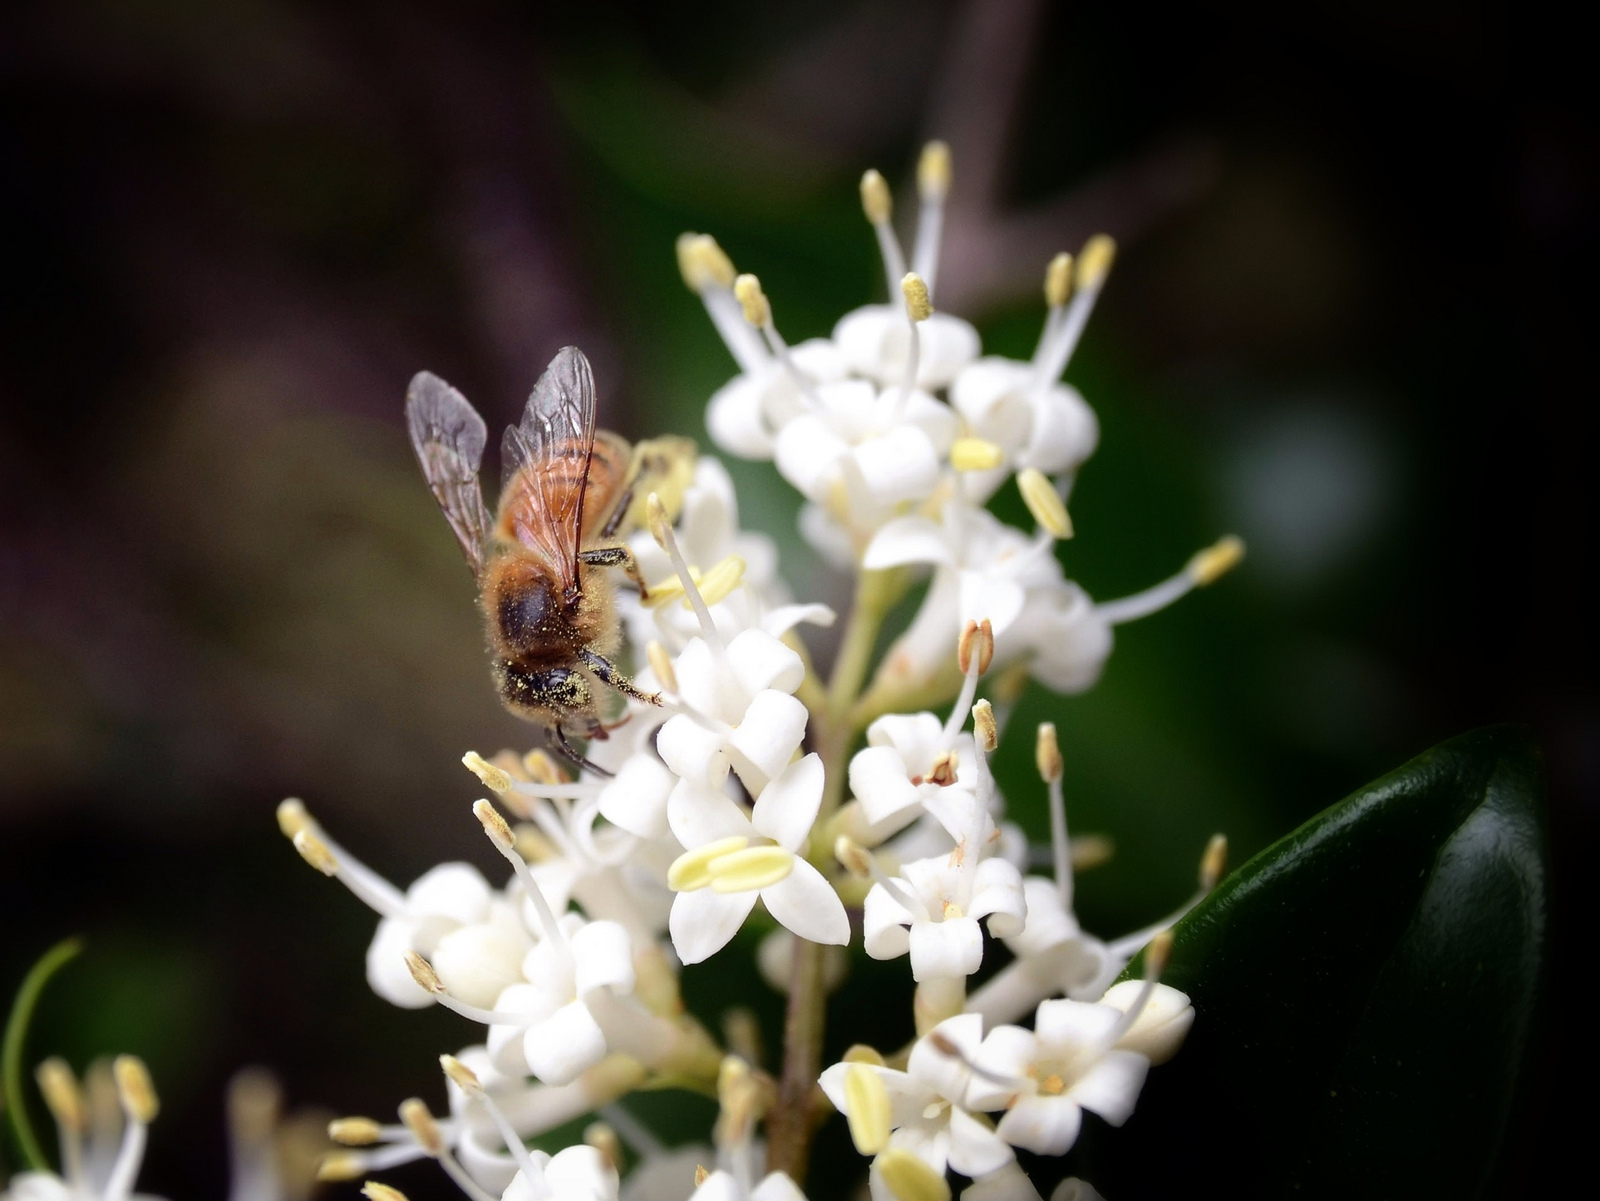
[
  {"left": 1076, "top": 234, "right": 1117, "bottom": 291},
  {"left": 957, "top": 618, "right": 994, "bottom": 676},
  {"left": 972, "top": 700, "right": 997, "bottom": 752},
  {"left": 733, "top": 274, "right": 770, "bottom": 327},
  {"left": 646, "top": 640, "right": 679, "bottom": 693},
  {"left": 1018, "top": 468, "right": 1073, "bottom": 539},
  {"left": 36, "top": 1058, "right": 85, "bottom": 1132},
  {"left": 403, "top": 950, "right": 444, "bottom": 994},
  {"left": 1187, "top": 535, "right": 1245, "bottom": 586},
  {"left": 1035, "top": 723, "right": 1063, "bottom": 783},
  {"left": 113, "top": 1055, "right": 158, "bottom": 1124},
  {"left": 1200, "top": 833, "right": 1228, "bottom": 890},
  {"left": 328, "top": 1117, "right": 383, "bottom": 1146},
  {"left": 472, "top": 799, "right": 514, "bottom": 851},
  {"left": 901, "top": 273, "right": 932, "bottom": 321},
  {"left": 1045, "top": 252, "right": 1074, "bottom": 307},
  {"left": 860, "top": 169, "right": 892, "bottom": 224},
  {"left": 462, "top": 751, "right": 511, "bottom": 795},
  {"left": 917, "top": 141, "right": 951, "bottom": 201},
  {"left": 439, "top": 1054, "right": 481, "bottom": 1092},
  {"left": 397, "top": 1098, "right": 442, "bottom": 1157}
]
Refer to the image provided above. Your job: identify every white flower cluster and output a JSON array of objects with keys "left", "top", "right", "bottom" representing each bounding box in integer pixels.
[{"left": 278, "top": 142, "right": 1243, "bottom": 1201}]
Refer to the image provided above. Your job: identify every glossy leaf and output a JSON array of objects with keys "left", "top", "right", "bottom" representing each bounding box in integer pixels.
[{"left": 1076, "top": 725, "right": 1546, "bottom": 1197}]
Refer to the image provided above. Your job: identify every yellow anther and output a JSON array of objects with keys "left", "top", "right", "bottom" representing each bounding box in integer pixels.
[
  {"left": 902, "top": 273, "right": 932, "bottom": 321},
  {"left": 875, "top": 1147, "right": 951, "bottom": 1201},
  {"left": 513, "top": 823, "right": 558, "bottom": 863},
  {"left": 843, "top": 1063, "right": 891, "bottom": 1155},
  {"left": 398, "top": 1097, "right": 442, "bottom": 1157},
  {"left": 113, "top": 1055, "right": 158, "bottom": 1124},
  {"left": 1045, "top": 252, "right": 1074, "bottom": 307},
  {"left": 641, "top": 572, "right": 690, "bottom": 609},
  {"left": 860, "top": 169, "right": 892, "bottom": 224},
  {"left": 315, "top": 1153, "right": 366, "bottom": 1182},
  {"left": 675, "top": 233, "right": 736, "bottom": 291},
  {"left": 472, "top": 800, "right": 514, "bottom": 851},
  {"left": 403, "top": 950, "right": 444, "bottom": 994},
  {"left": 733, "top": 274, "right": 770, "bottom": 327},
  {"left": 1200, "top": 833, "right": 1228, "bottom": 890},
  {"left": 941, "top": 900, "right": 964, "bottom": 920},
  {"left": 36, "top": 1058, "right": 85, "bottom": 1132},
  {"left": 917, "top": 141, "right": 951, "bottom": 201},
  {"left": 584, "top": 1122, "right": 623, "bottom": 1172},
  {"left": 842, "top": 1044, "right": 887, "bottom": 1067},
  {"left": 1018, "top": 468, "right": 1073, "bottom": 539},
  {"left": 523, "top": 750, "right": 567, "bottom": 785},
  {"left": 1146, "top": 929, "right": 1175, "bottom": 976},
  {"left": 834, "top": 836, "right": 873, "bottom": 879},
  {"left": 694, "top": 554, "right": 747, "bottom": 608},
  {"left": 1187, "top": 534, "right": 1245, "bottom": 585},
  {"left": 957, "top": 618, "right": 994, "bottom": 676},
  {"left": 1071, "top": 834, "right": 1115, "bottom": 871},
  {"left": 439, "top": 1054, "right": 481, "bottom": 1092},
  {"left": 275, "top": 798, "right": 313, "bottom": 839},
  {"left": 972, "top": 700, "right": 997, "bottom": 752},
  {"left": 714, "top": 1055, "right": 762, "bottom": 1148},
  {"left": 362, "top": 1183, "right": 410, "bottom": 1201},
  {"left": 1039, "top": 1073, "right": 1066, "bottom": 1096},
  {"left": 1075, "top": 233, "right": 1117, "bottom": 291},
  {"left": 708, "top": 845, "right": 795, "bottom": 893},
  {"left": 646, "top": 640, "right": 679, "bottom": 693},
  {"left": 667, "top": 836, "right": 750, "bottom": 892},
  {"left": 949, "top": 437, "right": 1004, "bottom": 472},
  {"left": 328, "top": 1117, "right": 383, "bottom": 1146},
  {"left": 462, "top": 751, "right": 512, "bottom": 795},
  {"left": 646, "top": 493, "right": 672, "bottom": 549},
  {"left": 293, "top": 830, "right": 337, "bottom": 877},
  {"left": 694, "top": 1166, "right": 711, "bottom": 1187},
  {"left": 924, "top": 751, "right": 958, "bottom": 788},
  {"left": 1036, "top": 723, "right": 1063, "bottom": 784}
]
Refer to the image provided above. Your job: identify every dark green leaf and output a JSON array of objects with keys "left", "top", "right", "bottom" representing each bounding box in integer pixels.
[{"left": 1078, "top": 726, "right": 1546, "bottom": 1199}]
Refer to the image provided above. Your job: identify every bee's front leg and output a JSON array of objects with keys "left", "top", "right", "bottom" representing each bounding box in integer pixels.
[
  {"left": 580, "top": 649, "right": 662, "bottom": 706},
  {"left": 577, "top": 544, "right": 650, "bottom": 601}
]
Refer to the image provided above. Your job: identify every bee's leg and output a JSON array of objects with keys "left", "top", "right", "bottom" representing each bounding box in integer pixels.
[
  {"left": 577, "top": 544, "right": 650, "bottom": 600},
  {"left": 580, "top": 649, "right": 663, "bottom": 707},
  {"left": 599, "top": 484, "right": 635, "bottom": 540},
  {"left": 552, "top": 726, "right": 615, "bottom": 779}
]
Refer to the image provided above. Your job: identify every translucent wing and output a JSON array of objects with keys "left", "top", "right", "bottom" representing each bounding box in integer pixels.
[
  {"left": 406, "top": 371, "right": 492, "bottom": 575},
  {"left": 500, "top": 346, "right": 597, "bottom": 597}
]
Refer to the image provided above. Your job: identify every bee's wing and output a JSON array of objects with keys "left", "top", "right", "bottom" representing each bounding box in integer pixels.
[
  {"left": 406, "top": 371, "right": 493, "bottom": 575},
  {"left": 500, "top": 345, "right": 597, "bottom": 596}
]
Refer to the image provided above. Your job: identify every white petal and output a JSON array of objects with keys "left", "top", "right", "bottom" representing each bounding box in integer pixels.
[
  {"left": 1003, "top": 877, "right": 1079, "bottom": 958},
  {"left": 1099, "top": 980, "right": 1195, "bottom": 1065},
  {"left": 666, "top": 777, "right": 755, "bottom": 849},
  {"left": 761, "top": 602, "right": 837, "bottom": 637},
  {"left": 951, "top": 358, "right": 1033, "bottom": 448},
  {"left": 797, "top": 502, "right": 857, "bottom": 571},
  {"left": 598, "top": 754, "right": 676, "bottom": 841},
  {"left": 774, "top": 414, "right": 849, "bottom": 501},
  {"left": 750, "top": 1172, "right": 808, "bottom": 1201},
  {"left": 752, "top": 753, "right": 825, "bottom": 850},
  {"left": 432, "top": 922, "right": 531, "bottom": 1010},
  {"left": 961, "top": 1163, "right": 1044, "bottom": 1201},
  {"left": 727, "top": 690, "right": 810, "bottom": 791},
  {"left": 908, "top": 916, "right": 983, "bottom": 982},
  {"left": 727, "top": 628, "right": 805, "bottom": 696},
  {"left": 762, "top": 858, "right": 849, "bottom": 946},
  {"left": 688, "top": 1170, "right": 742, "bottom": 1201},
  {"left": 405, "top": 862, "right": 493, "bottom": 925},
  {"left": 866, "top": 711, "right": 945, "bottom": 766},
  {"left": 707, "top": 374, "right": 777, "bottom": 460},
  {"left": 996, "top": 1094, "right": 1083, "bottom": 1156},
  {"left": 1034, "top": 999, "right": 1120, "bottom": 1053},
  {"left": 669, "top": 887, "right": 759, "bottom": 965},
  {"left": 862, "top": 516, "right": 952, "bottom": 570},
  {"left": 544, "top": 1144, "right": 618, "bottom": 1198},
  {"left": 1065, "top": 1049, "right": 1149, "bottom": 1126},
  {"left": 571, "top": 920, "right": 636, "bottom": 997},
  {"left": 947, "top": 1105, "right": 1017, "bottom": 1179},
  {"left": 1021, "top": 384, "right": 1098, "bottom": 474},
  {"left": 365, "top": 918, "right": 433, "bottom": 1008},
  {"left": 1022, "top": 593, "right": 1113, "bottom": 695},
  {"left": 968, "top": 858, "right": 1027, "bottom": 940},
  {"left": 523, "top": 999, "right": 608, "bottom": 1085},
  {"left": 852, "top": 426, "right": 940, "bottom": 504},
  {"left": 656, "top": 714, "right": 731, "bottom": 791},
  {"left": 849, "top": 745, "right": 921, "bottom": 826},
  {"left": 967, "top": 1024, "right": 1037, "bottom": 1111},
  {"left": 458, "top": 1125, "right": 519, "bottom": 1195},
  {"left": 910, "top": 1013, "right": 986, "bottom": 1100},
  {"left": 668, "top": 639, "right": 726, "bottom": 720},
  {"left": 959, "top": 570, "right": 1026, "bottom": 638},
  {"left": 862, "top": 884, "right": 913, "bottom": 960}
]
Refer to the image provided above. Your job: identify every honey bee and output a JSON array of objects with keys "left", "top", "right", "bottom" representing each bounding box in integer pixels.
[{"left": 406, "top": 346, "right": 693, "bottom": 774}]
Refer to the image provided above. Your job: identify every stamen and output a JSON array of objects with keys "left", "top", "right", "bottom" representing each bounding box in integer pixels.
[
  {"left": 278, "top": 801, "right": 406, "bottom": 917},
  {"left": 103, "top": 1057, "right": 157, "bottom": 1201},
  {"left": 1102, "top": 931, "right": 1173, "bottom": 1050},
  {"left": 329, "top": 1117, "right": 384, "bottom": 1146},
  {"left": 584, "top": 1122, "right": 623, "bottom": 1173},
  {"left": 860, "top": 170, "right": 907, "bottom": 296},
  {"left": 734, "top": 273, "right": 820, "bottom": 406},
  {"left": 835, "top": 839, "right": 928, "bottom": 920},
  {"left": 399, "top": 957, "right": 537, "bottom": 1026},
  {"left": 1035, "top": 234, "right": 1117, "bottom": 390},
  {"left": 646, "top": 640, "right": 679, "bottom": 693},
  {"left": 842, "top": 1044, "right": 887, "bottom": 1066},
  {"left": 941, "top": 620, "right": 989, "bottom": 745},
  {"left": 1200, "top": 833, "right": 1228, "bottom": 890},
  {"left": 472, "top": 801, "right": 568, "bottom": 951},
  {"left": 440, "top": 1057, "right": 546, "bottom": 1191},
  {"left": 37, "top": 1058, "right": 86, "bottom": 1184},
  {"left": 972, "top": 699, "right": 998, "bottom": 753},
  {"left": 668, "top": 836, "right": 750, "bottom": 892},
  {"left": 843, "top": 1063, "right": 891, "bottom": 1154},
  {"left": 1037, "top": 724, "right": 1073, "bottom": 913},
  {"left": 397, "top": 1099, "right": 442, "bottom": 1157},
  {"left": 1093, "top": 536, "right": 1242, "bottom": 626},
  {"left": 648, "top": 493, "right": 724, "bottom": 647},
  {"left": 1018, "top": 468, "right": 1073, "bottom": 540},
  {"left": 1187, "top": 535, "right": 1246, "bottom": 586},
  {"left": 707, "top": 845, "right": 795, "bottom": 893},
  {"left": 1029, "top": 252, "right": 1074, "bottom": 385},
  {"left": 912, "top": 141, "right": 951, "bottom": 296},
  {"left": 949, "top": 437, "right": 1004, "bottom": 472},
  {"left": 598, "top": 1104, "right": 667, "bottom": 1160},
  {"left": 874, "top": 1146, "right": 951, "bottom": 1201},
  {"left": 896, "top": 272, "right": 930, "bottom": 410},
  {"left": 362, "top": 1183, "right": 409, "bottom": 1201},
  {"left": 924, "top": 1030, "right": 1025, "bottom": 1091},
  {"left": 317, "top": 1153, "right": 368, "bottom": 1182},
  {"left": 462, "top": 752, "right": 512, "bottom": 796},
  {"left": 677, "top": 233, "right": 767, "bottom": 376},
  {"left": 693, "top": 554, "right": 747, "bottom": 608}
]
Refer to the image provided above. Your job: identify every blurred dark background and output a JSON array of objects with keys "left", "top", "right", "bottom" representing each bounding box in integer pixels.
[{"left": 1, "top": 1, "right": 1592, "bottom": 1197}]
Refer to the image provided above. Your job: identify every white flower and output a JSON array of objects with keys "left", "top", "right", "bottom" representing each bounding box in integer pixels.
[
  {"left": 7, "top": 1057, "right": 165, "bottom": 1201},
  {"left": 666, "top": 754, "right": 849, "bottom": 964},
  {"left": 501, "top": 1146, "right": 618, "bottom": 1201},
  {"left": 862, "top": 851, "right": 1025, "bottom": 982},
  {"left": 847, "top": 712, "right": 981, "bottom": 831},
  {"left": 688, "top": 1169, "right": 808, "bottom": 1201},
  {"left": 705, "top": 339, "right": 849, "bottom": 460},
  {"left": 949, "top": 358, "right": 1098, "bottom": 501},
  {"left": 833, "top": 305, "right": 980, "bottom": 389},
  {"left": 819, "top": 1015, "right": 1014, "bottom": 1181}
]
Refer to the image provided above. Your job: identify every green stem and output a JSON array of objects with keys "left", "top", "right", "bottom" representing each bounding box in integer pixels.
[
  {"left": 3, "top": 938, "right": 83, "bottom": 1172},
  {"left": 767, "top": 571, "right": 896, "bottom": 1181}
]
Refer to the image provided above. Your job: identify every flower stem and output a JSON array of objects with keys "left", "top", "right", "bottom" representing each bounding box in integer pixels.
[{"left": 767, "top": 569, "right": 896, "bottom": 1181}]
